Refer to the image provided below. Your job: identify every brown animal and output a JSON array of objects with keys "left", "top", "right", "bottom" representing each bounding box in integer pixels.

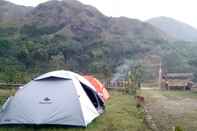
[{"left": 135, "top": 95, "right": 145, "bottom": 108}]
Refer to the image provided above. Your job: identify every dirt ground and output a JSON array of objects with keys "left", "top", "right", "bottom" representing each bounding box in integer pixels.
[{"left": 140, "top": 89, "right": 197, "bottom": 131}]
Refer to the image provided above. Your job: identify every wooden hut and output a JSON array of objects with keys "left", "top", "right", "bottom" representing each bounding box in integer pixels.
[{"left": 161, "top": 73, "right": 193, "bottom": 90}]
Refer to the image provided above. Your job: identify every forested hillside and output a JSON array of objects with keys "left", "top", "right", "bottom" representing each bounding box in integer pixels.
[{"left": 0, "top": 0, "right": 197, "bottom": 83}]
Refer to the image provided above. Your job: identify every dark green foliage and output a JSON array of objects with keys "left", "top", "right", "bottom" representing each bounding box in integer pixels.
[
  {"left": 21, "top": 24, "right": 66, "bottom": 37},
  {"left": 175, "top": 126, "right": 184, "bottom": 131},
  {"left": 0, "top": 27, "right": 18, "bottom": 37},
  {"left": 0, "top": 4, "right": 197, "bottom": 83},
  {"left": 0, "top": 31, "right": 119, "bottom": 82},
  {"left": 1, "top": 31, "right": 197, "bottom": 83}
]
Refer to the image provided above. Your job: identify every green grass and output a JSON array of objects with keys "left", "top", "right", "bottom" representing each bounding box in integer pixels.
[{"left": 0, "top": 90, "right": 150, "bottom": 131}]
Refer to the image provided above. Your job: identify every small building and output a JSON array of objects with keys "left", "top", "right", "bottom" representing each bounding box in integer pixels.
[
  {"left": 161, "top": 73, "right": 193, "bottom": 90},
  {"left": 191, "top": 83, "right": 197, "bottom": 92}
]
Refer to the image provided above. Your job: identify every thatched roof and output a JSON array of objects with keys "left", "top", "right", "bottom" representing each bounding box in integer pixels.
[{"left": 166, "top": 73, "right": 193, "bottom": 79}]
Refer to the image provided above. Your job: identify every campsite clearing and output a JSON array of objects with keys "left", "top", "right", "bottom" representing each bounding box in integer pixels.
[
  {"left": 140, "top": 89, "right": 197, "bottom": 131},
  {"left": 0, "top": 89, "right": 150, "bottom": 131}
]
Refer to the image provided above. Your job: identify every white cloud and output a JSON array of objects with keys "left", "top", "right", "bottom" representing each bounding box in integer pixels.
[{"left": 6, "top": 0, "right": 197, "bottom": 28}]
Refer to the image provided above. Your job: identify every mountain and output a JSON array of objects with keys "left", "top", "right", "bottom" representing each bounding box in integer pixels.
[
  {"left": 21, "top": 0, "right": 108, "bottom": 39},
  {"left": 0, "top": 0, "right": 169, "bottom": 41},
  {"left": 20, "top": 0, "right": 169, "bottom": 41},
  {"left": 0, "top": 0, "right": 172, "bottom": 82},
  {"left": 0, "top": 0, "right": 33, "bottom": 24},
  {"left": 147, "top": 16, "right": 197, "bottom": 41}
]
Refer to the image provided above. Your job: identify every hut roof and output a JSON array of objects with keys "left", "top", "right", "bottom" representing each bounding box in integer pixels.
[{"left": 166, "top": 73, "right": 193, "bottom": 79}]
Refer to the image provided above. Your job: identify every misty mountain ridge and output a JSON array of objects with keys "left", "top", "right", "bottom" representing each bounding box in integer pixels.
[
  {"left": 0, "top": 0, "right": 33, "bottom": 24},
  {"left": 1, "top": 0, "right": 170, "bottom": 41},
  {"left": 0, "top": 0, "right": 197, "bottom": 82},
  {"left": 147, "top": 16, "right": 197, "bottom": 42}
]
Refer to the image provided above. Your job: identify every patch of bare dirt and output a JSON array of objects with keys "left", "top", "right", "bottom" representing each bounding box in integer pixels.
[{"left": 141, "top": 90, "right": 197, "bottom": 131}]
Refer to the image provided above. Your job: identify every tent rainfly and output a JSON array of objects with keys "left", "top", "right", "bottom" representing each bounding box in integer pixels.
[
  {"left": 0, "top": 70, "right": 104, "bottom": 127},
  {"left": 84, "top": 75, "right": 110, "bottom": 102}
]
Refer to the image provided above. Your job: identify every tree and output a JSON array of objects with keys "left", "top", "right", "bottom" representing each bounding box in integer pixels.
[
  {"left": 49, "top": 53, "right": 67, "bottom": 70},
  {"left": 126, "top": 65, "right": 143, "bottom": 95},
  {"left": 16, "top": 47, "right": 31, "bottom": 68}
]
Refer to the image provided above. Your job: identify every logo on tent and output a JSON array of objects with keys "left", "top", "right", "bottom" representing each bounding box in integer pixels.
[
  {"left": 39, "top": 97, "right": 53, "bottom": 104},
  {"left": 44, "top": 97, "right": 51, "bottom": 101},
  {"left": 4, "top": 119, "right": 11, "bottom": 122}
]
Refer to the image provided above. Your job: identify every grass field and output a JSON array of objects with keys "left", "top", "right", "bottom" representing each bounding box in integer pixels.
[
  {"left": 140, "top": 89, "right": 197, "bottom": 131},
  {"left": 0, "top": 89, "right": 150, "bottom": 131}
]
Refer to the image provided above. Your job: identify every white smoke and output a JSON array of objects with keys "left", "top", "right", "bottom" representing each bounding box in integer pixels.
[{"left": 112, "top": 59, "right": 142, "bottom": 81}]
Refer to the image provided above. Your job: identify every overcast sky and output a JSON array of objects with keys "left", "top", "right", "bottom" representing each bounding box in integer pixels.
[{"left": 7, "top": 0, "right": 197, "bottom": 28}]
